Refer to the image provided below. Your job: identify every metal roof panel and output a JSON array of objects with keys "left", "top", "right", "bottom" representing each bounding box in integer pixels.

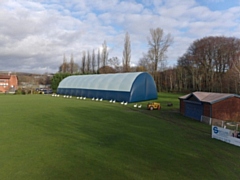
[{"left": 179, "top": 91, "right": 239, "bottom": 104}]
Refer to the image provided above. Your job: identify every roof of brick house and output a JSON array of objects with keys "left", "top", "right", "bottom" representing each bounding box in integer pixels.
[
  {"left": 0, "top": 75, "right": 11, "bottom": 79},
  {"left": 179, "top": 91, "right": 240, "bottom": 104}
]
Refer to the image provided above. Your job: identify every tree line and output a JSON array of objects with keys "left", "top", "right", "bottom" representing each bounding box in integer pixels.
[
  {"left": 52, "top": 28, "right": 240, "bottom": 94},
  {"left": 52, "top": 27, "right": 173, "bottom": 91},
  {"left": 171, "top": 36, "right": 240, "bottom": 94},
  {"left": 58, "top": 32, "right": 136, "bottom": 74}
]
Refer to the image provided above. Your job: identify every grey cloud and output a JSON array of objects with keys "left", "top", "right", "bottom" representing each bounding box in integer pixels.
[{"left": 0, "top": 0, "right": 240, "bottom": 73}]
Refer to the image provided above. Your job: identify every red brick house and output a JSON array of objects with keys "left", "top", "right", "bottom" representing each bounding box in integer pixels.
[
  {"left": 179, "top": 92, "right": 240, "bottom": 121},
  {"left": 0, "top": 74, "right": 18, "bottom": 93}
]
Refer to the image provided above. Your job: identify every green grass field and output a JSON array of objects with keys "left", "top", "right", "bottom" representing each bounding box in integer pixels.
[{"left": 0, "top": 93, "right": 240, "bottom": 180}]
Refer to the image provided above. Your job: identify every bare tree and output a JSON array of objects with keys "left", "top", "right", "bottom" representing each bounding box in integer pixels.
[
  {"left": 86, "top": 50, "right": 91, "bottom": 73},
  {"left": 69, "top": 54, "right": 74, "bottom": 74},
  {"left": 97, "top": 48, "right": 101, "bottom": 73},
  {"left": 59, "top": 54, "right": 79, "bottom": 74},
  {"left": 177, "top": 36, "right": 240, "bottom": 92},
  {"left": 108, "top": 57, "right": 121, "bottom": 72},
  {"left": 230, "top": 52, "right": 240, "bottom": 93},
  {"left": 122, "top": 32, "right": 131, "bottom": 72},
  {"left": 148, "top": 28, "right": 173, "bottom": 72},
  {"left": 59, "top": 54, "right": 68, "bottom": 73},
  {"left": 92, "top": 49, "right": 96, "bottom": 74},
  {"left": 138, "top": 53, "right": 155, "bottom": 73},
  {"left": 81, "top": 51, "right": 86, "bottom": 74},
  {"left": 101, "top": 41, "right": 108, "bottom": 67}
]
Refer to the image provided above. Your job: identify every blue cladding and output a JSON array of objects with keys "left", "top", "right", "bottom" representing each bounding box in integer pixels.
[
  {"left": 57, "top": 72, "right": 157, "bottom": 103},
  {"left": 184, "top": 101, "right": 203, "bottom": 121},
  {"left": 129, "top": 73, "right": 157, "bottom": 102}
]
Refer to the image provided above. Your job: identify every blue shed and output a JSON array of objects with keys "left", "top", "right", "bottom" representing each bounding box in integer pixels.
[
  {"left": 57, "top": 72, "right": 157, "bottom": 103},
  {"left": 179, "top": 92, "right": 240, "bottom": 121}
]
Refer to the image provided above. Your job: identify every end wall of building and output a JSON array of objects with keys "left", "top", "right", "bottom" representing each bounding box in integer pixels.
[{"left": 211, "top": 97, "right": 240, "bottom": 121}]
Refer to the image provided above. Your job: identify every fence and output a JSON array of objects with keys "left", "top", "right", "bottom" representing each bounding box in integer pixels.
[{"left": 201, "top": 116, "right": 240, "bottom": 131}]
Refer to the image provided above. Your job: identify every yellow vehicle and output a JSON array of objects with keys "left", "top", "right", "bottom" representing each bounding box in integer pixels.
[{"left": 147, "top": 102, "right": 161, "bottom": 110}]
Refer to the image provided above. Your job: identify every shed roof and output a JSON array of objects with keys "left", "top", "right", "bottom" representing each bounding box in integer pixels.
[
  {"left": 0, "top": 75, "right": 10, "bottom": 79},
  {"left": 179, "top": 91, "right": 240, "bottom": 104},
  {"left": 58, "top": 72, "right": 143, "bottom": 92}
]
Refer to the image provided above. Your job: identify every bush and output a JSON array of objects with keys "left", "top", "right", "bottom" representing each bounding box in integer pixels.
[{"left": 15, "top": 88, "right": 27, "bottom": 95}]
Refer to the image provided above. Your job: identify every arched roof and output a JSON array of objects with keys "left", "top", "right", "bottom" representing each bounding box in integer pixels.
[{"left": 58, "top": 72, "right": 143, "bottom": 92}]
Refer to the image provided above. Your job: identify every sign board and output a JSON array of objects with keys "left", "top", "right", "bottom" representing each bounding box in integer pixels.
[{"left": 212, "top": 126, "right": 240, "bottom": 147}]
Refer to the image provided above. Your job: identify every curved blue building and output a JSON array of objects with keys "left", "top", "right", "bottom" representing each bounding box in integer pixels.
[{"left": 57, "top": 72, "right": 157, "bottom": 103}]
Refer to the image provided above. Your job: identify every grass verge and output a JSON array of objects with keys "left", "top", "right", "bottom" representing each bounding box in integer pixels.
[{"left": 0, "top": 93, "right": 239, "bottom": 179}]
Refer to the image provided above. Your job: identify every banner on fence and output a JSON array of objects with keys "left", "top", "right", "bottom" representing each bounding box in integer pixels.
[{"left": 212, "top": 126, "right": 240, "bottom": 147}]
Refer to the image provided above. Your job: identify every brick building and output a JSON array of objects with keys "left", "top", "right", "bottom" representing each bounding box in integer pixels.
[
  {"left": 179, "top": 92, "right": 240, "bottom": 121},
  {"left": 0, "top": 74, "right": 18, "bottom": 93}
]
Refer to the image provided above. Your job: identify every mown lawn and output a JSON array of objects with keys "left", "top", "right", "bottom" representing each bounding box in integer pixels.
[{"left": 0, "top": 93, "right": 240, "bottom": 180}]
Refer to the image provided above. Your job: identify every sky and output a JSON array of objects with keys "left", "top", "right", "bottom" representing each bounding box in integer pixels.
[{"left": 0, "top": 0, "right": 240, "bottom": 74}]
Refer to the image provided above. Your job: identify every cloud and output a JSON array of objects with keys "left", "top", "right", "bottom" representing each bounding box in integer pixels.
[{"left": 0, "top": 0, "right": 240, "bottom": 73}]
